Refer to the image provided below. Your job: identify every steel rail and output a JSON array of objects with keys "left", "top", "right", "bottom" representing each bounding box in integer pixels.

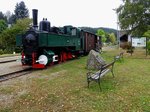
[
  {"left": 0, "top": 68, "right": 32, "bottom": 82},
  {"left": 0, "top": 60, "right": 17, "bottom": 64}
]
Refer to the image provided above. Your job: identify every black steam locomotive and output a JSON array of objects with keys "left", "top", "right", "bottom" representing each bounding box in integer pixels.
[{"left": 16, "top": 9, "right": 101, "bottom": 68}]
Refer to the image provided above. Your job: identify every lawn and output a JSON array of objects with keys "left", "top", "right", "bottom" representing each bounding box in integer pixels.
[{"left": 0, "top": 48, "right": 150, "bottom": 112}]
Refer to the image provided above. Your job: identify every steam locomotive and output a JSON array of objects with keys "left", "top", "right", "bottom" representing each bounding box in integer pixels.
[{"left": 16, "top": 9, "right": 101, "bottom": 68}]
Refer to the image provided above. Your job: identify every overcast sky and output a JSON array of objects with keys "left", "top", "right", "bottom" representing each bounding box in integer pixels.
[{"left": 0, "top": 0, "right": 123, "bottom": 29}]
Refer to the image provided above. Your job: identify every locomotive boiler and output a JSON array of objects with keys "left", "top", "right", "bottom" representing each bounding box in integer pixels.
[{"left": 16, "top": 9, "right": 101, "bottom": 68}]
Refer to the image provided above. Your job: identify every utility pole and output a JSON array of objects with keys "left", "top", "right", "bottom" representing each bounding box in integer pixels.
[
  {"left": 113, "top": 9, "right": 120, "bottom": 49},
  {"left": 146, "top": 37, "right": 148, "bottom": 56}
]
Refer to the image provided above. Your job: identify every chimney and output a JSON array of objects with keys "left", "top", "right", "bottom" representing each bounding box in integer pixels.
[{"left": 32, "top": 9, "right": 38, "bottom": 29}]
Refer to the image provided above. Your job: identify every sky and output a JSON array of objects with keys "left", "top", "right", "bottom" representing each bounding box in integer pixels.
[{"left": 0, "top": 0, "right": 123, "bottom": 29}]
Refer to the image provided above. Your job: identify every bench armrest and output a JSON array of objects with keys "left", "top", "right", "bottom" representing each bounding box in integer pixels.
[{"left": 101, "top": 61, "right": 115, "bottom": 70}]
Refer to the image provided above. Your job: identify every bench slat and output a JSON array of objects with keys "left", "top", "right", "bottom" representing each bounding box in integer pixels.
[
  {"left": 100, "top": 69, "right": 110, "bottom": 77},
  {"left": 90, "top": 68, "right": 111, "bottom": 80}
]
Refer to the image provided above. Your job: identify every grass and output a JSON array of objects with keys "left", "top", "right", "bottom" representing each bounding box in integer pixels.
[{"left": 0, "top": 48, "right": 150, "bottom": 112}]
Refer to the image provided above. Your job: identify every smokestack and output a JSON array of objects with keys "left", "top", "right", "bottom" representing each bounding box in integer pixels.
[{"left": 32, "top": 9, "right": 38, "bottom": 29}]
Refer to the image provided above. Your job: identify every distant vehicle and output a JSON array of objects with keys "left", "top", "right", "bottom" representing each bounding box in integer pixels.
[{"left": 16, "top": 9, "right": 101, "bottom": 68}]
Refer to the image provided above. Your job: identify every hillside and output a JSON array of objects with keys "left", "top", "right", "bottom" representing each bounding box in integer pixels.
[{"left": 79, "top": 27, "right": 117, "bottom": 35}]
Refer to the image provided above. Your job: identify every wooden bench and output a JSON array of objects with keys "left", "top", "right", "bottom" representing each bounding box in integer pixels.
[
  {"left": 87, "top": 60, "right": 115, "bottom": 91},
  {"left": 114, "top": 52, "right": 124, "bottom": 62}
]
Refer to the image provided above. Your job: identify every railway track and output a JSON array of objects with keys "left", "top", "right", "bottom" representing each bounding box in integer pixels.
[
  {"left": 0, "top": 55, "right": 20, "bottom": 58},
  {"left": 0, "top": 68, "right": 32, "bottom": 82},
  {"left": 0, "top": 59, "right": 17, "bottom": 64}
]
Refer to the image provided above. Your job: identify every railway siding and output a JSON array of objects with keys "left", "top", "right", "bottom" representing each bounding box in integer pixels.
[
  {"left": 0, "top": 56, "right": 21, "bottom": 63},
  {"left": 0, "top": 61, "right": 30, "bottom": 76}
]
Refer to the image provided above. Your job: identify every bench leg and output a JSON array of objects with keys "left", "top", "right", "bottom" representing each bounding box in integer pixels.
[
  {"left": 87, "top": 80, "right": 90, "bottom": 88},
  {"left": 87, "top": 73, "right": 90, "bottom": 88},
  {"left": 111, "top": 69, "right": 114, "bottom": 77},
  {"left": 98, "top": 79, "right": 102, "bottom": 91},
  {"left": 111, "top": 65, "right": 115, "bottom": 78}
]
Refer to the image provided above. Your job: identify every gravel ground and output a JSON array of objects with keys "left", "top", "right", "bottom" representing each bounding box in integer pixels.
[
  {"left": 0, "top": 61, "right": 31, "bottom": 76},
  {"left": 0, "top": 56, "right": 21, "bottom": 62}
]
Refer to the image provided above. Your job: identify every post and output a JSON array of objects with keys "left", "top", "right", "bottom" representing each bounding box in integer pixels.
[
  {"left": 113, "top": 9, "right": 120, "bottom": 49},
  {"left": 131, "top": 37, "right": 133, "bottom": 56},
  {"left": 146, "top": 37, "right": 148, "bottom": 56},
  {"left": 117, "top": 22, "right": 120, "bottom": 49}
]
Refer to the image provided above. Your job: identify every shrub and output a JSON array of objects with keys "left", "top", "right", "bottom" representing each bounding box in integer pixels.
[
  {"left": 125, "top": 42, "right": 134, "bottom": 53},
  {"left": 0, "top": 49, "right": 4, "bottom": 55},
  {"left": 147, "top": 41, "right": 150, "bottom": 54},
  {"left": 15, "top": 47, "right": 22, "bottom": 53}
]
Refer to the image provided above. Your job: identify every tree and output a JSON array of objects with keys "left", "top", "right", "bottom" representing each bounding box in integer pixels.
[
  {"left": 117, "top": 0, "right": 150, "bottom": 36},
  {"left": 144, "top": 30, "right": 150, "bottom": 38},
  {"left": 13, "top": 18, "right": 32, "bottom": 33},
  {"left": 109, "top": 33, "right": 116, "bottom": 45},
  {"left": 0, "top": 18, "right": 32, "bottom": 53},
  {"left": 14, "top": 1, "right": 29, "bottom": 20},
  {"left": 9, "top": 14, "right": 16, "bottom": 24},
  {"left": 0, "top": 20, "right": 7, "bottom": 33},
  {"left": 5, "top": 11, "right": 12, "bottom": 24},
  {"left": 0, "top": 12, "right": 7, "bottom": 22},
  {"left": 143, "top": 30, "right": 150, "bottom": 55},
  {"left": 96, "top": 29, "right": 107, "bottom": 43}
]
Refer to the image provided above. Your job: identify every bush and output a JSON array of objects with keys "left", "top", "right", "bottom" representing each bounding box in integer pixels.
[
  {"left": 3, "top": 47, "right": 16, "bottom": 54},
  {"left": 147, "top": 41, "right": 150, "bottom": 54},
  {"left": 15, "top": 47, "right": 22, "bottom": 53},
  {"left": 125, "top": 42, "right": 134, "bottom": 54},
  {"left": 0, "top": 18, "right": 32, "bottom": 54},
  {"left": 0, "top": 49, "right": 4, "bottom": 55}
]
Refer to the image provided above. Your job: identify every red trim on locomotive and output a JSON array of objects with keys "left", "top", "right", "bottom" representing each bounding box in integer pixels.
[
  {"left": 32, "top": 52, "right": 45, "bottom": 69},
  {"left": 21, "top": 52, "right": 28, "bottom": 66},
  {"left": 67, "top": 52, "right": 73, "bottom": 59},
  {"left": 21, "top": 52, "right": 25, "bottom": 65},
  {"left": 58, "top": 51, "right": 75, "bottom": 63}
]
